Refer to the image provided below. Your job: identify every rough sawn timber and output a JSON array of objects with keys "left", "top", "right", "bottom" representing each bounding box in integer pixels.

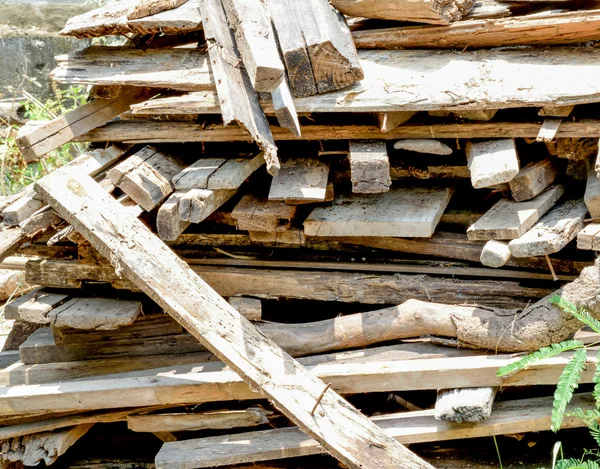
[{"left": 34, "top": 171, "right": 434, "bottom": 469}]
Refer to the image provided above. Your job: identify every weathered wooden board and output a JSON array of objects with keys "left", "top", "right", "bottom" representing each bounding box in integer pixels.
[
  {"left": 348, "top": 141, "right": 390, "bottom": 194},
  {"left": 466, "top": 139, "right": 519, "bottom": 189},
  {"left": 304, "top": 188, "right": 453, "bottom": 237},
  {"left": 509, "top": 158, "right": 558, "bottom": 202},
  {"left": 2, "top": 192, "right": 45, "bottom": 226},
  {"left": 157, "top": 192, "right": 190, "bottom": 241},
  {"left": 4, "top": 288, "right": 70, "bottom": 323},
  {"left": 127, "top": 0, "right": 189, "bottom": 20},
  {"left": 227, "top": 297, "right": 262, "bottom": 321},
  {"left": 508, "top": 199, "right": 588, "bottom": 257},
  {"left": 577, "top": 223, "right": 600, "bottom": 250},
  {"left": 232, "top": 194, "right": 297, "bottom": 232},
  {"left": 48, "top": 297, "right": 142, "bottom": 331},
  {"left": 467, "top": 185, "right": 564, "bottom": 240},
  {"left": 179, "top": 189, "right": 237, "bottom": 224},
  {"left": 480, "top": 240, "right": 511, "bottom": 268},
  {"left": 393, "top": 139, "right": 453, "bottom": 155},
  {"left": 584, "top": 164, "right": 600, "bottom": 218},
  {"left": 269, "top": 159, "right": 329, "bottom": 202},
  {"left": 173, "top": 158, "right": 226, "bottom": 191},
  {"left": 207, "top": 154, "right": 265, "bottom": 190},
  {"left": 35, "top": 170, "right": 433, "bottom": 469}
]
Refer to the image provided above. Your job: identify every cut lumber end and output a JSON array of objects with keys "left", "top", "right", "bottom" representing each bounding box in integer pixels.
[
  {"left": 480, "top": 240, "right": 511, "bottom": 268},
  {"left": 434, "top": 387, "right": 497, "bottom": 423}
]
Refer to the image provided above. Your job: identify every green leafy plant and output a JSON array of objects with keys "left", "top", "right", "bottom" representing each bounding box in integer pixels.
[{"left": 498, "top": 295, "right": 600, "bottom": 468}]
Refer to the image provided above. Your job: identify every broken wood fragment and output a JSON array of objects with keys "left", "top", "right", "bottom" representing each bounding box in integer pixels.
[
  {"left": 269, "top": 159, "right": 330, "bottom": 202},
  {"left": 349, "top": 141, "right": 391, "bottom": 194},
  {"left": 207, "top": 153, "right": 265, "bottom": 190},
  {"left": 232, "top": 194, "right": 297, "bottom": 232},
  {"left": 2, "top": 192, "right": 44, "bottom": 227},
  {"left": 466, "top": 139, "right": 519, "bottom": 189},
  {"left": 127, "top": 0, "right": 188, "bottom": 20},
  {"left": 49, "top": 297, "right": 142, "bottom": 331},
  {"left": 480, "top": 240, "right": 511, "bottom": 268},
  {"left": 377, "top": 112, "right": 416, "bottom": 133},
  {"left": 157, "top": 192, "right": 190, "bottom": 241},
  {"left": 4, "top": 289, "right": 69, "bottom": 324},
  {"left": 179, "top": 189, "right": 237, "bottom": 224},
  {"left": 509, "top": 158, "right": 558, "bottom": 202},
  {"left": 434, "top": 387, "right": 497, "bottom": 423},
  {"left": 271, "top": 81, "right": 301, "bottom": 137},
  {"left": 540, "top": 105, "right": 574, "bottom": 117},
  {"left": 393, "top": 139, "right": 453, "bottom": 155}
]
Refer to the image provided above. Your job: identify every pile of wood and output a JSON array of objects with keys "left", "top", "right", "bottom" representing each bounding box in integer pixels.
[{"left": 6, "top": 0, "right": 600, "bottom": 467}]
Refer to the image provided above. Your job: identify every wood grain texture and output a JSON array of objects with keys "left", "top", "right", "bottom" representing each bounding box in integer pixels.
[
  {"left": 434, "top": 387, "right": 497, "bottom": 423},
  {"left": 348, "top": 141, "right": 390, "bottom": 193},
  {"left": 4, "top": 289, "right": 70, "bottom": 323},
  {"left": 466, "top": 139, "right": 519, "bottom": 189},
  {"left": 269, "top": 159, "right": 329, "bottom": 202},
  {"left": 509, "top": 158, "right": 558, "bottom": 202}
]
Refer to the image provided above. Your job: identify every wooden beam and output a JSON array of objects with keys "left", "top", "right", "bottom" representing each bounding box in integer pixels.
[
  {"left": 271, "top": 81, "right": 301, "bottom": 137},
  {"left": 467, "top": 185, "right": 564, "bottom": 240},
  {"left": 466, "top": 139, "right": 519, "bottom": 189},
  {"left": 352, "top": 11, "right": 600, "bottom": 49},
  {"left": 577, "top": 223, "right": 600, "bottom": 250},
  {"left": 268, "top": 159, "right": 330, "bottom": 203},
  {"left": 330, "top": 0, "right": 473, "bottom": 24},
  {"left": 49, "top": 297, "right": 142, "bottom": 331},
  {"left": 179, "top": 189, "right": 237, "bottom": 223},
  {"left": 2, "top": 191, "right": 44, "bottom": 226},
  {"left": 480, "top": 240, "right": 511, "bottom": 268},
  {"left": 434, "top": 387, "right": 497, "bottom": 423},
  {"left": 35, "top": 171, "right": 434, "bottom": 469},
  {"left": 199, "top": 0, "right": 279, "bottom": 175},
  {"left": 348, "top": 141, "right": 390, "bottom": 193},
  {"left": 4, "top": 288, "right": 70, "bottom": 323},
  {"left": 509, "top": 158, "right": 558, "bottom": 202},
  {"left": 227, "top": 297, "right": 262, "bottom": 321},
  {"left": 157, "top": 192, "right": 190, "bottom": 241},
  {"left": 232, "top": 194, "right": 297, "bottom": 232},
  {"left": 172, "top": 158, "right": 226, "bottom": 190},
  {"left": 207, "top": 153, "right": 265, "bottom": 190}
]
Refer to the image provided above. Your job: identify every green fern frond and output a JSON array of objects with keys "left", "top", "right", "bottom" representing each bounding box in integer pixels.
[
  {"left": 552, "top": 348, "right": 588, "bottom": 432},
  {"left": 592, "top": 351, "right": 600, "bottom": 406},
  {"left": 589, "top": 421, "right": 600, "bottom": 447},
  {"left": 497, "top": 340, "right": 585, "bottom": 378},
  {"left": 549, "top": 295, "right": 600, "bottom": 334},
  {"left": 556, "top": 459, "right": 600, "bottom": 469},
  {"left": 567, "top": 408, "right": 600, "bottom": 422}
]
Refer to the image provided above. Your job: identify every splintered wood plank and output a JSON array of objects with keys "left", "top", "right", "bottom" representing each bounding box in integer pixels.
[
  {"left": 304, "top": 188, "right": 453, "bottom": 237},
  {"left": 509, "top": 158, "right": 558, "bottom": 202},
  {"left": 127, "top": 0, "right": 189, "bottom": 19},
  {"left": 378, "top": 112, "right": 416, "bottom": 132},
  {"left": 272, "top": 81, "right": 301, "bottom": 137},
  {"left": 4, "top": 288, "right": 70, "bottom": 323},
  {"left": 108, "top": 146, "right": 185, "bottom": 211},
  {"left": 349, "top": 141, "right": 391, "bottom": 194},
  {"left": 466, "top": 139, "right": 519, "bottom": 189},
  {"left": 434, "top": 387, "right": 497, "bottom": 423},
  {"left": 172, "top": 158, "right": 226, "bottom": 190},
  {"left": 330, "top": 0, "right": 473, "bottom": 24},
  {"left": 157, "top": 192, "right": 190, "bottom": 241},
  {"left": 207, "top": 153, "right": 265, "bottom": 190},
  {"left": 268, "top": 159, "right": 329, "bottom": 203},
  {"left": 16, "top": 89, "right": 147, "bottom": 162},
  {"left": 60, "top": 0, "right": 202, "bottom": 37},
  {"left": 232, "top": 194, "right": 297, "bottom": 232},
  {"left": 51, "top": 47, "right": 212, "bottom": 91},
  {"left": 179, "top": 189, "right": 237, "bottom": 223},
  {"left": 480, "top": 240, "right": 511, "bottom": 268},
  {"left": 127, "top": 408, "right": 270, "bottom": 433},
  {"left": 199, "top": 0, "right": 279, "bottom": 175},
  {"left": 584, "top": 164, "right": 600, "bottom": 218},
  {"left": 393, "top": 139, "right": 453, "bottom": 155},
  {"left": 36, "top": 170, "right": 433, "bottom": 469},
  {"left": 153, "top": 394, "right": 590, "bottom": 469},
  {"left": 508, "top": 199, "right": 588, "bottom": 257},
  {"left": 221, "top": 0, "right": 284, "bottom": 92},
  {"left": 48, "top": 297, "right": 142, "bottom": 331},
  {"left": 467, "top": 185, "right": 565, "bottom": 241}
]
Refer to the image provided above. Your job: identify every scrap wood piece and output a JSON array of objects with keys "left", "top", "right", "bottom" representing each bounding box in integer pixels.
[
  {"left": 480, "top": 240, "right": 511, "bottom": 268},
  {"left": 16, "top": 88, "right": 148, "bottom": 163},
  {"left": 179, "top": 189, "right": 237, "bottom": 223},
  {"left": 0, "top": 424, "right": 93, "bottom": 466},
  {"left": 330, "top": 0, "right": 473, "bottom": 24},
  {"left": 269, "top": 159, "right": 330, "bottom": 202},
  {"left": 377, "top": 112, "right": 416, "bottom": 133},
  {"left": 227, "top": 297, "right": 262, "bottom": 321},
  {"left": 207, "top": 153, "right": 265, "bottom": 190},
  {"left": 127, "top": 0, "right": 189, "bottom": 19},
  {"left": 157, "top": 192, "right": 190, "bottom": 241},
  {"left": 249, "top": 228, "right": 306, "bottom": 245},
  {"left": 509, "top": 158, "right": 558, "bottom": 202},
  {"left": 466, "top": 184, "right": 564, "bottom": 240},
  {"left": 4, "top": 288, "right": 70, "bottom": 324},
  {"left": 60, "top": 0, "right": 202, "bottom": 38},
  {"left": 154, "top": 393, "right": 590, "bottom": 469},
  {"left": 48, "top": 297, "right": 142, "bottom": 331},
  {"left": 428, "top": 109, "right": 498, "bottom": 121},
  {"left": 108, "top": 146, "right": 185, "bottom": 211},
  {"left": 272, "top": 81, "right": 301, "bottom": 137},
  {"left": 558, "top": 137, "right": 598, "bottom": 160},
  {"left": 199, "top": 0, "right": 279, "bottom": 175},
  {"left": 221, "top": 0, "right": 285, "bottom": 92},
  {"left": 393, "top": 139, "right": 453, "bottom": 155},
  {"left": 2, "top": 190, "right": 44, "bottom": 227},
  {"left": 351, "top": 10, "right": 600, "bottom": 49},
  {"left": 466, "top": 139, "right": 519, "bottom": 189},
  {"left": 577, "top": 223, "right": 600, "bottom": 250},
  {"left": 232, "top": 194, "right": 297, "bottom": 232},
  {"left": 508, "top": 199, "right": 588, "bottom": 258},
  {"left": 348, "top": 141, "right": 391, "bottom": 194},
  {"left": 536, "top": 118, "right": 561, "bottom": 143},
  {"left": 540, "top": 105, "right": 574, "bottom": 117},
  {"left": 127, "top": 407, "right": 271, "bottom": 433},
  {"left": 304, "top": 187, "right": 453, "bottom": 237},
  {"left": 585, "top": 164, "right": 600, "bottom": 218},
  {"left": 172, "top": 158, "right": 227, "bottom": 191},
  {"left": 434, "top": 387, "right": 497, "bottom": 423},
  {"left": 35, "top": 170, "right": 433, "bottom": 469}
]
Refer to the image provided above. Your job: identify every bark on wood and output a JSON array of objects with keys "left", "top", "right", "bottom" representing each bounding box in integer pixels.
[
  {"left": 393, "top": 139, "right": 453, "bottom": 155},
  {"left": 348, "top": 141, "right": 391, "bottom": 194},
  {"left": 232, "top": 194, "right": 297, "bottom": 232},
  {"left": 199, "top": 0, "right": 279, "bottom": 175},
  {"left": 585, "top": 164, "right": 600, "bottom": 218},
  {"left": 304, "top": 188, "right": 452, "bottom": 237},
  {"left": 330, "top": 0, "right": 473, "bottom": 25},
  {"left": 4, "top": 288, "right": 69, "bottom": 324},
  {"left": 127, "top": 0, "right": 188, "bottom": 20},
  {"left": 509, "top": 158, "right": 558, "bottom": 202},
  {"left": 467, "top": 185, "right": 564, "bottom": 240},
  {"left": 269, "top": 159, "right": 330, "bottom": 202},
  {"left": 434, "top": 387, "right": 497, "bottom": 423},
  {"left": 466, "top": 139, "right": 519, "bottom": 189},
  {"left": 35, "top": 171, "right": 433, "bottom": 469},
  {"left": 508, "top": 199, "right": 588, "bottom": 257},
  {"left": 351, "top": 10, "right": 600, "bottom": 49},
  {"left": 480, "top": 240, "right": 511, "bottom": 268}
]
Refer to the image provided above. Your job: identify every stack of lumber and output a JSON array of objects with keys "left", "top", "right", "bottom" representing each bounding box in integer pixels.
[{"left": 6, "top": 0, "right": 600, "bottom": 468}]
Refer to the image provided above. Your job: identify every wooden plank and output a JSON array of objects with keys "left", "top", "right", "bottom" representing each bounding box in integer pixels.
[
  {"left": 467, "top": 185, "right": 564, "bottom": 241},
  {"left": 179, "top": 189, "right": 237, "bottom": 223},
  {"left": 221, "top": 0, "right": 284, "bottom": 92},
  {"left": 466, "top": 139, "right": 519, "bottom": 189},
  {"left": 35, "top": 172, "right": 434, "bottom": 469},
  {"left": 348, "top": 141, "right": 390, "bottom": 194},
  {"left": 249, "top": 228, "right": 306, "bottom": 245},
  {"left": 199, "top": 0, "right": 279, "bottom": 175},
  {"left": 434, "top": 387, "right": 497, "bottom": 423},
  {"left": 509, "top": 199, "right": 588, "bottom": 257},
  {"left": 584, "top": 163, "right": 600, "bottom": 218},
  {"left": 2, "top": 192, "right": 44, "bottom": 226},
  {"left": 232, "top": 194, "right": 297, "bottom": 232},
  {"left": 268, "top": 159, "right": 329, "bottom": 202},
  {"left": 540, "top": 105, "right": 574, "bottom": 117},
  {"left": 154, "top": 393, "right": 589, "bottom": 469},
  {"left": 207, "top": 153, "right": 265, "bottom": 190},
  {"left": 428, "top": 109, "right": 499, "bottom": 121},
  {"left": 60, "top": 0, "right": 203, "bottom": 37},
  {"left": 48, "top": 297, "right": 142, "bottom": 331},
  {"left": 479, "top": 240, "right": 511, "bottom": 268},
  {"left": 330, "top": 0, "right": 473, "bottom": 24},
  {"left": 304, "top": 188, "right": 453, "bottom": 237},
  {"left": 4, "top": 288, "right": 69, "bottom": 323},
  {"left": 227, "top": 297, "right": 262, "bottom": 321},
  {"left": 172, "top": 158, "right": 226, "bottom": 191},
  {"left": 16, "top": 89, "right": 147, "bottom": 162},
  {"left": 157, "top": 192, "right": 190, "bottom": 241},
  {"left": 393, "top": 139, "right": 453, "bottom": 155},
  {"left": 127, "top": 408, "right": 271, "bottom": 433},
  {"left": 271, "top": 81, "right": 301, "bottom": 137},
  {"left": 377, "top": 112, "right": 416, "bottom": 132},
  {"left": 536, "top": 118, "right": 562, "bottom": 142},
  {"left": 127, "top": 0, "right": 189, "bottom": 19},
  {"left": 509, "top": 158, "right": 558, "bottom": 202},
  {"left": 577, "top": 223, "right": 600, "bottom": 250}
]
